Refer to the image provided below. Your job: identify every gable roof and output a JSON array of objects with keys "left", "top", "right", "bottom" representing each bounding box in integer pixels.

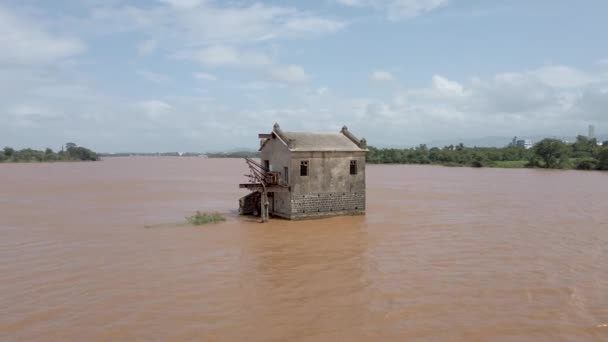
[
  {"left": 281, "top": 132, "right": 364, "bottom": 152},
  {"left": 259, "top": 123, "right": 367, "bottom": 152}
]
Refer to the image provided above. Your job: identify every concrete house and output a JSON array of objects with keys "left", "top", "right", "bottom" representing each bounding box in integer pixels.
[{"left": 239, "top": 123, "right": 367, "bottom": 220}]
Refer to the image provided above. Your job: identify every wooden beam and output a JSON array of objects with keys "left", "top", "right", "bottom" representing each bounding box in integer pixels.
[
  {"left": 239, "top": 184, "right": 290, "bottom": 193},
  {"left": 258, "top": 133, "right": 272, "bottom": 139}
]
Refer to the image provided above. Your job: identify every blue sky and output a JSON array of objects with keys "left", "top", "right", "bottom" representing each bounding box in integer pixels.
[{"left": 1, "top": 0, "right": 607, "bottom": 152}]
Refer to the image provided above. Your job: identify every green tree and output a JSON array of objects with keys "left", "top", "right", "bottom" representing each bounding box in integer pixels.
[
  {"left": 3, "top": 147, "right": 15, "bottom": 158},
  {"left": 532, "top": 139, "right": 569, "bottom": 168},
  {"left": 575, "top": 157, "right": 599, "bottom": 170},
  {"left": 571, "top": 135, "right": 597, "bottom": 158},
  {"left": 598, "top": 148, "right": 608, "bottom": 170},
  {"left": 471, "top": 152, "right": 488, "bottom": 168}
]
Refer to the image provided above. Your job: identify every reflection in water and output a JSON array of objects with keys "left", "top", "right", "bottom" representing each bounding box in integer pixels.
[{"left": 1, "top": 158, "right": 608, "bottom": 341}]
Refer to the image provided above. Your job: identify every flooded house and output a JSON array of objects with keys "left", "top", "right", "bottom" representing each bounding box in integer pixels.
[{"left": 239, "top": 123, "right": 367, "bottom": 220}]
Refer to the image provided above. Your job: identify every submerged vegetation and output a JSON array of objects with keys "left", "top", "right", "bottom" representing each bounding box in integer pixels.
[
  {"left": 0, "top": 143, "right": 98, "bottom": 163},
  {"left": 367, "top": 136, "right": 608, "bottom": 171},
  {"left": 185, "top": 211, "right": 226, "bottom": 225}
]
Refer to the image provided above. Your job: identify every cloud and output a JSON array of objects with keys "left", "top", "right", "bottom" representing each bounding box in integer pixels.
[
  {"left": 387, "top": 0, "right": 449, "bottom": 20},
  {"left": 3, "top": 61, "right": 607, "bottom": 152},
  {"left": 336, "top": 0, "right": 448, "bottom": 20},
  {"left": 532, "top": 65, "right": 598, "bottom": 88},
  {"left": 270, "top": 65, "right": 310, "bottom": 82},
  {"left": 283, "top": 17, "right": 347, "bottom": 35},
  {"left": 159, "top": 0, "right": 204, "bottom": 10},
  {"left": 137, "top": 39, "right": 157, "bottom": 55},
  {"left": 194, "top": 72, "right": 218, "bottom": 81},
  {"left": 187, "top": 45, "right": 273, "bottom": 68},
  {"left": 177, "top": 46, "right": 310, "bottom": 83},
  {"left": 0, "top": 5, "right": 85, "bottom": 65},
  {"left": 370, "top": 70, "right": 395, "bottom": 81},
  {"left": 137, "top": 70, "right": 172, "bottom": 84},
  {"left": 431, "top": 75, "right": 464, "bottom": 96},
  {"left": 136, "top": 100, "right": 172, "bottom": 120},
  {"left": 96, "top": 1, "right": 346, "bottom": 45}
]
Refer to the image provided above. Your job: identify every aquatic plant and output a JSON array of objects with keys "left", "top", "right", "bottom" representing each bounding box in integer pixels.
[{"left": 185, "top": 211, "right": 226, "bottom": 225}]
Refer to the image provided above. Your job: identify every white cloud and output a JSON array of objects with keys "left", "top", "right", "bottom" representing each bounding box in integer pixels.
[
  {"left": 283, "top": 17, "right": 346, "bottom": 35},
  {"left": 532, "top": 65, "right": 598, "bottom": 88},
  {"left": 186, "top": 45, "right": 273, "bottom": 68},
  {"left": 370, "top": 70, "right": 395, "bottom": 81},
  {"left": 431, "top": 75, "right": 464, "bottom": 96},
  {"left": 270, "top": 65, "right": 310, "bottom": 82},
  {"left": 336, "top": 0, "right": 366, "bottom": 5},
  {"left": 137, "top": 39, "right": 157, "bottom": 55},
  {"left": 137, "top": 100, "right": 172, "bottom": 119},
  {"left": 177, "top": 46, "right": 310, "bottom": 83},
  {"left": 194, "top": 72, "right": 218, "bottom": 81},
  {"left": 137, "top": 70, "right": 172, "bottom": 84},
  {"left": 193, "top": 45, "right": 240, "bottom": 66},
  {"left": 0, "top": 5, "right": 85, "bottom": 65},
  {"left": 336, "top": 0, "right": 448, "bottom": 20},
  {"left": 159, "top": 0, "right": 203, "bottom": 10},
  {"left": 100, "top": 1, "right": 346, "bottom": 45},
  {"left": 387, "top": 0, "right": 449, "bottom": 20}
]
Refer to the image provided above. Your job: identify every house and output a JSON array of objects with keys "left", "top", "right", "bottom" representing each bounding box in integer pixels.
[
  {"left": 239, "top": 123, "right": 367, "bottom": 220},
  {"left": 516, "top": 139, "right": 533, "bottom": 149}
]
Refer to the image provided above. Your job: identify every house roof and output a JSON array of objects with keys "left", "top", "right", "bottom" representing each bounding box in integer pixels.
[
  {"left": 259, "top": 124, "right": 367, "bottom": 152},
  {"left": 280, "top": 132, "right": 365, "bottom": 152}
]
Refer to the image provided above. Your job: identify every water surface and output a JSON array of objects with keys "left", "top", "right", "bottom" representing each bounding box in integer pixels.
[{"left": 1, "top": 157, "right": 607, "bottom": 341}]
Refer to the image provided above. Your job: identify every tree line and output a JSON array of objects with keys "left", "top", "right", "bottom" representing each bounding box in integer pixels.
[
  {"left": 367, "top": 136, "right": 608, "bottom": 171},
  {"left": 0, "top": 143, "right": 98, "bottom": 163}
]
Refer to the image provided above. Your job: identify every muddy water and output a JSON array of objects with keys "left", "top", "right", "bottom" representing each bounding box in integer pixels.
[{"left": 1, "top": 157, "right": 608, "bottom": 341}]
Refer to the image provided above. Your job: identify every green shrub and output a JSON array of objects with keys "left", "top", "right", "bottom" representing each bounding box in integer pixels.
[
  {"left": 574, "top": 157, "right": 599, "bottom": 170},
  {"left": 598, "top": 148, "right": 608, "bottom": 170},
  {"left": 185, "top": 211, "right": 226, "bottom": 225}
]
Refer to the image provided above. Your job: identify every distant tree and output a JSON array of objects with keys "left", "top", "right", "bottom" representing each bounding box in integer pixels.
[
  {"left": 4, "top": 147, "right": 15, "bottom": 157},
  {"left": 603, "top": 141, "right": 608, "bottom": 147},
  {"left": 571, "top": 135, "right": 597, "bottom": 158},
  {"left": 471, "top": 152, "right": 488, "bottom": 168},
  {"left": 598, "top": 148, "right": 608, "bottom": 170},
  {"left": 0, "top": 145, "right": 98, "bottom": 163},
  {"left": 575, "top": 158, "right": 599, "bottom": 170},
  {"left": 65, "top": 142, "right": 77, "bottom": 150},
  {"left": 532, "top": 139, "right": 569, "bottom": 168}
]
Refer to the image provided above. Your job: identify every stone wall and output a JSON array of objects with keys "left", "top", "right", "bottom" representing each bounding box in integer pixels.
[
  {"left": 290, "top": 191, "right": 365, "bottom": 219},
  {"left": 260, "top": 136, "right": 292, "bottom": 216}
]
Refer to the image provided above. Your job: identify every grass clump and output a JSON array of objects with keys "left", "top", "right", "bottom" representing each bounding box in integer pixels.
[{"left": 185, "top": 211, "right": 226, "bottom": 225}]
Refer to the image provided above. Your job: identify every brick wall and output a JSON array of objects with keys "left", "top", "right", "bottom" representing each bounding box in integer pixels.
[{"left": 290, "top": 192, "right": 365, "bottom": 219}]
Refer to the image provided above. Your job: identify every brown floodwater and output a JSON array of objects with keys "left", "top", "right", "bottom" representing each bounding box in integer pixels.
[{"left": 1, "top": 157, "right": 608, "bottom": 341}]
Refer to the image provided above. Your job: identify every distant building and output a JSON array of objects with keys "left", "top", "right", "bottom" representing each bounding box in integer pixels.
[
  {"left": 239, "top": 123, "right": 367, "bottom": 220},
  {"left": 589, "top": 125, "right": 596, "bottom": 140},
  {"left": 516, "top": 139, "right": 533, "bottom": 149}
]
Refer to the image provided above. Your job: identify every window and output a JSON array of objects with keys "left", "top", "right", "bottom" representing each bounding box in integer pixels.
[
  {"left": 263, "top": 160, "right": 270, "bottom": 171},
  {"left": 300, "top": 161, "right": 308, "bottom": 176},
  {"left": 283, "top": 167, "right": 289, "bottom": 184},
  {"left": 350, "top": 160, "right": 357, "bottom": 175}
]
